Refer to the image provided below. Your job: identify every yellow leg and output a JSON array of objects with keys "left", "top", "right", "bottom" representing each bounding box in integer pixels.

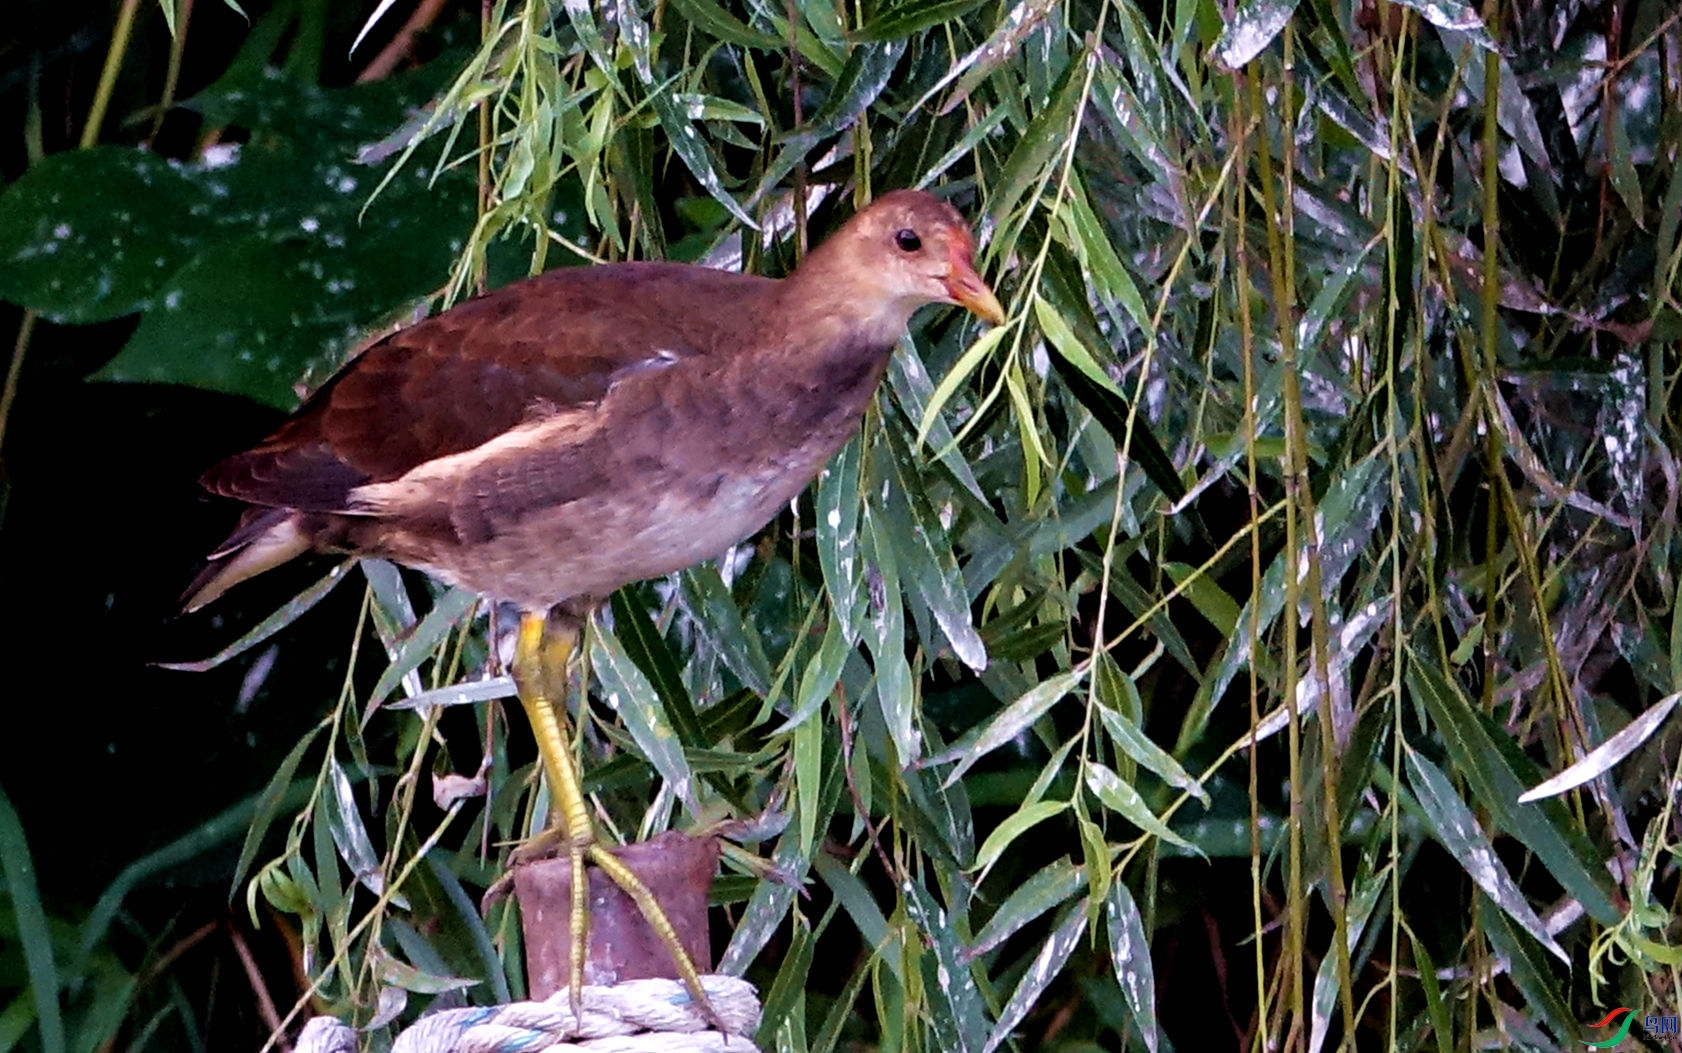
[{"left": 509, "top": 611, "right": 723, "bottom": 1032}]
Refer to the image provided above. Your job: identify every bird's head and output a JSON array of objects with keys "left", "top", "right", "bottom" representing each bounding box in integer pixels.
[{"left": 794, "top": 189, "right": 1006, "bottom": 343}]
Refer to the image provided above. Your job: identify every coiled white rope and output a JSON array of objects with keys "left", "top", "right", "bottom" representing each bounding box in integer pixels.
[{"left": 296, "top": 976, "right": 761, "bottom": 1053}]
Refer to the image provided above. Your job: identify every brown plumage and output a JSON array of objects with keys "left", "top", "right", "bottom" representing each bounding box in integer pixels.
[{"left": 185, "top": 189, "right": 1005, "bottom": 612}]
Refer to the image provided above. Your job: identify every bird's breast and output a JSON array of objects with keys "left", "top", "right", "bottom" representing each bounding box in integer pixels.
[{"left": 379, "top": 335, "right": 895, "bottom": 609}]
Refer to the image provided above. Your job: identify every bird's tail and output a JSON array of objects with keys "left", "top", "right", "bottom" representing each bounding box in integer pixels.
[{"left": 181, "top": 508, "right": 311, "bottom": 612}]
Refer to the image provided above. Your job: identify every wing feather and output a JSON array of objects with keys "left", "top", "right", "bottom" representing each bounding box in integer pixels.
[{"left": 200, "top": 263, "right": 773, "bottom": 513}]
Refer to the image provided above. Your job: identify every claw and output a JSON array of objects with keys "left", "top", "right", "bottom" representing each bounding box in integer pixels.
[{"left": 508, "top": 609, "right": 726, "bottom": 1034}]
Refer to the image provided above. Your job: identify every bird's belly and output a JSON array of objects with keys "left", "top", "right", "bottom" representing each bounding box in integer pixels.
[{"left": 414, "top": 460, "right": 810, "bottom": 610}]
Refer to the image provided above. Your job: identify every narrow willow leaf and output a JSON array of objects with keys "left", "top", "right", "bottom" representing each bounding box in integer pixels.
[
  {"left": 975, "top": 800, "right": 1067, "bottom": 872},
  {"left": 813, "top": 944, "right": 877, "bottom": 1052},
  {"left": 366, "top": 558, "right": 418, "bottom": 632},
  {"left": 1084, "top": 763, "right": 1196, "bottom": 852},
  {"left": 1307, "top": 861, "right": 1384, "bottom": 1053},
  {"left": 1060, "top": 177, "right": 1151, "bottom": 331},
  {"left": 665, "top": 0, "right": 783, "bottom": 49},
  {"left": 795, "top": 716, "right": 823, "bottom": 857},
  {"left": 592, "top": 622, "right": 698, "bottom": 818},
  {"left": 780, "top": 616, "right": 850, "bottom": 733},
  {"left": 1408, "top": 930, "right": 1454, "bottom": 1053},
  {"left": 880, "top": 423, "right": 987, "bottom": 670},
  {"left": 813, "top": 854, "right": 893, "bottom": 968},
  {"left": 0, "top": 787, "right": 64, "bottom": 1053},
  {"left": 1609, "top": 114, "right": 1645, "bottom": 227},
  {"left": 887, "top": 346, "right": 985, "bottom": 500},
  {"left": 1296, "top": 242, "right": 1376, "bottom": 355},
  {"left": 1480, "top": 896, "right": 1577, "bottom": 1041},
  {"left": 1408, "top": 660, "right": 1620, "bottom": 923},
  {"left": 968, "top": 858, "right": 1087, "bottom": 959},
  {"left": 1520, "top": 692, "right": 1680, "bottom": 802},
  {"left": 372, "top": 940, "right": 477, "bottom": 995},
  {"left": 1093, "top": 661, "right": 1209, "bottom": 805},
  {"left": 1387, "top": 0, "right": 1493, "bottom": 46},
  {"left": 718, "top": 835, "right": 805, "bottom": 974},
  {"left": 386, "top": 676, "right": 515, "bottom": 711},
  {"left": 927, "top": 0, "right": 1058, "bottom": 114},
  {"left": 1404, "top": 750, "right": 1566, "bottom": 962},
  {"left": 859, "top": 0, "right": 988, "bottom": 40},
  {"left": 160, "top": 562, "right": 353, "bottom": 672},
  {"left": 982, "top": 901, "right": 1086, "bottom": 1053},
  {"left": 364, "top": 587, "right": 478, "bottom": 719},
  {"left": 609, "top": 591, "right": 705, "bottom": 748},
  {"left": 1033, "top": 296, "right": 1114, "bottom": 390},
  {"left": 944, "top": 669, "right": 1083, "bottom": 786},
  {"left": 325, "top": 757, "right": 398, "bottom": 903},
  {"left": 309, "top": 797, "right": 343, "bottom": 918},
  {"left": 1211, "top": 0, "right": 1303, "bottom": 70},
  {"left": 1043, "top": 345, "right": 1186, "bottom": 504},
  {"left": 229, "top": 725, "right": 324, "bottom": 902},
  {"left": 1205, "top": 458, "right": 1382, "bottom": 714},
  {"left": 647, "top": 89, "right": 757, "bottom": 230},
  {"left": 757, "top": 42, "right": 905, "bottom": 199},
  {"left": 755, "top": 922, "right": 814, "bottom": 1047},
  {"left": 680, "top": 565, "right": 773, "bottom": 696},
  {"left": 1105, "top": 881, "right": 1160, "bottom": 1053},
  {"left": 862, "top": 505, "right": 917, "bottom": 762},
  {"left": 1162, "top": 563, "right": 1240, "bottom": 637},
  {"left": 816, "top": 433, "right": 866, "bottom": 644},
  {"left": 917, "top": 323, "right": 1010, "bottom": 448},
  {"left": 992, "top": 48, "right": 1092, "bottom": 226},
  {"left": 917, "top": 106, "right": 1010, "bottom": 186},
  {"left": 1447, "top": 33, "right": 1551, "bottom": 176},
  {"left": 1077, "top": 812, "right": 1111, "bottom": 912},
  {"left": 905, "top": 880, "right": 986, "bottom": 1053},
  {"left": 425, "top": 854, "right": 511, "bottom": 1003}
]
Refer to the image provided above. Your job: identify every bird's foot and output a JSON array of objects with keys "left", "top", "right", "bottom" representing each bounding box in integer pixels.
[{"left": 509, "top": 609, "right": 726, "bottom": 1035}]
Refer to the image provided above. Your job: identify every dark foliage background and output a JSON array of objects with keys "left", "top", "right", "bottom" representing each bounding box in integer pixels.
[{"left": 2, "top": 0, "right": 1680, "bottom": 1051}]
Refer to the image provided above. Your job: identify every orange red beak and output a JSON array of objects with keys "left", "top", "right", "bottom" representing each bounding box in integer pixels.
[{"left": 944, "top": 245, "right": 1006, "bottom": 325}]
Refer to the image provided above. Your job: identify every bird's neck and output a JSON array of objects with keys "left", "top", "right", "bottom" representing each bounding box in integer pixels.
[{"left": 773, "top": 242, "right": 920, "bottom": 351}]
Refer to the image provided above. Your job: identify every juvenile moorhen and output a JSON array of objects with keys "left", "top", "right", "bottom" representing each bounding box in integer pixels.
[{"left": 186, "top": 188, "right": 1005, "bottom": 1022}]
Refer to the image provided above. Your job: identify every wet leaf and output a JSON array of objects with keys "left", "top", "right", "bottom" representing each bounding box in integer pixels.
[
  {"left": 1210, "top": 0, "right": 1302, "bottom": 70},
  {"left": 861, "top": 0, "right": 989, "bottom": 41},
  {"left": 592, "top": 622, "right": 699, "bottom": 818},
  {"left": 1404, "top": 749, "right": 1565, "bottom": 962},
  {"left": 1519, "top": 692, "right": 1681, "bottom": 802},
  {"left": 1084, "top": 763, "right": 1195, "bottom": 851},
  {"left": 905, "top": 880, "right": 987, "bottom": 1053},
  {"left": 1105, "top": 881, "right": 1160, "bottom": 1053},
  {"left": 364, "top": 587, "right": 478, "bottom": 719},
  {"left": 816, "top": 434, "right": 867, "bottom": 644},
  {"left": 967, "top": 857, "right": 1086, "bottom": 959},
  {"left": 665, "top": 0, "right": 783, "bottom": 49},
  {"left": 814, "top": 854, "right": 893, "bottom": 968},
  {"left": 992, "top": 48, "right": 1093, "bottom": 225},
  {"left": 943, "top": 668, "right": 1082, "bottom": 785},
  {"left": 0, "top": 147, "right": 210, "bottom": 323},
  {"left": 982, "top": 900, "right": 1085, "bottom": 1053},
  {"left": 862, "top": 504, "right": 917, "bottom": 763},
  {"left": 610, "top": 591, "right": 705, "bottom": 749},
  {"left": 974, "top": 799, "right": 1066, "bottom": 872},
  {"left": 880, "top": 423, "right": 987, "bottom": 670},
  {"left": 1093, "top": 660, "right": 1208, "bottom": 804},
  {"left": 1409, "top": 660, "right": 1620, "bottom": 924}
]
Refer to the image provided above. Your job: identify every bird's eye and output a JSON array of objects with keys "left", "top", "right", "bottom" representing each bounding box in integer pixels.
[{"left": 894, "top": 229, "right": 922, "bottom": 252}]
